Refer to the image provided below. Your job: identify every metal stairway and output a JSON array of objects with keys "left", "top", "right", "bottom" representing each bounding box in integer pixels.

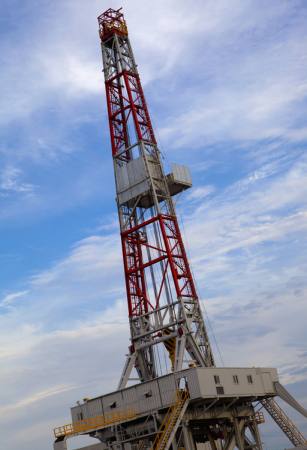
[
  {"left": 151, "top": 390, "right": 189, "bottom": 450},
  {"left": 261, "top": 398, "right": 307, "bottom": 447}
]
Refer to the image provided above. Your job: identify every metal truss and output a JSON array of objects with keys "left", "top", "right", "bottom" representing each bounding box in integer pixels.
[
  {"left": 52, "top": 9, "right": 307, "bottom": 450},
  {"left": 98, "top": 8, "right": 214, "bottom": 387}
]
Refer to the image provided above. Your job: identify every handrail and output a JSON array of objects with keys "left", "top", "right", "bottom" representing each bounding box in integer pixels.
[
  {"left": 151, "top": 389, "right": 189, "bottom": 450},
  {"left": 54, "top": 389, "right": 189, "bottom": 444},
  {"left": 54, "top": 408, "right": 136, "bottom": 438},
  {"left": 261, "top": 398, "right": 307, "bottom": 447}
]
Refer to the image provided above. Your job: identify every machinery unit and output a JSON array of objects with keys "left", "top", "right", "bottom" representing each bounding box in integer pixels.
[{"left": 53, "top": 7, "right": 307, "bottom": 450}]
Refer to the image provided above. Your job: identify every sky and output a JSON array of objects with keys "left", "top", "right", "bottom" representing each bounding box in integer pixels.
[{"left": 0, "top": 0, "right": 307, "bottom": 449}]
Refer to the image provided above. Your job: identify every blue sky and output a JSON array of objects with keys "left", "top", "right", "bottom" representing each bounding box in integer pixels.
[{"left": 0, "top": 1, "right": 307, "bottom": 449}]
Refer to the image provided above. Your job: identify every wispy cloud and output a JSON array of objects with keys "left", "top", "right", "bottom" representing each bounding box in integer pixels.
[
  {"left": 156, "top": 3, "right": 307, "bottom": 149},
  {"left": 0, "top": 166, "right": 35, "bottom": 196},
  {"left": 0, "top": 1, "right": 306, "bottom": 450},
  {"left": 186, "top": 185, "right": 215, "bottom": 201},
  {"left": 0, "top": 290, "right": 29, "bottom": 307},
  {"left": 0, "top": 384, "right": 77, "bottom": 416}
]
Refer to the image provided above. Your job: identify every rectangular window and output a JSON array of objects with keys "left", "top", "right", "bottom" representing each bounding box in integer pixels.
[
  {"left": 233, "top": 375, "right": 239, "bottom": 384},
  {"left": 216, "top": 386, "right": 224, "bottom": 395},
  {"left": 214, "top": 375, "right": 220, "bottom": 385},
  {"left": 247, "top": 375, "right": 253, "bottom": 384}
]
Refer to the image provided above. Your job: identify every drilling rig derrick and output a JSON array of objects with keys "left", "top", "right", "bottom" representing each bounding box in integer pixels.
[
  {"left": 53, "top": 8, "right": 307, "bottom": 450},
  {"left": 99, "top": 7, "right": 214, "bottom": 388}
]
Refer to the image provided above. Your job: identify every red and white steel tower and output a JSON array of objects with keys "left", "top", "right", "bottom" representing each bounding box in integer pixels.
[
  {"left": 51, "top": 10, "right": 307, "bottom": 450},
  {"left": 54, "top": 9, "right": 307, "bottom": 450},
  {"left": 98, "top": 8, "right": 214, "bottom": 388}
]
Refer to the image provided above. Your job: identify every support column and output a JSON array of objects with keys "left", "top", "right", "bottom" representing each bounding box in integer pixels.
[
  {"left": 171, "top": 439, "right": 178, "bottom": 450},
  {"left": 182, "top": 422, "right": 196, "bottom": 450},
  {"left": 207, "top": 431, "right": 218, "bottom": 450},
  {"left": 248, "top": 420, "right": 263, "bottom": 450},
  {"left": 233, "top": 418, "right": 244, "bottom": 450}
]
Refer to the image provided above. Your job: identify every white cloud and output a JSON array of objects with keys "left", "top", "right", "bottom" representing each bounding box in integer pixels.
[
  {"left": 186, "top": 185, "right": 215, "bottom": 201},
  {"left": 0, "top": 384, "right": 77, "bottom": 416},
  {"left": 0, "top": 1, "right": 307, "bottom": 449},
  {"left": 1, "top": 150, "right": 306, "bottom": 399},
  {"left": 38, "top": 52, "right": 102, "bottom": 98},
  {"left": 0, "top": 290, "right": 29, "bottom": 307},
  {"left": 0, "top": 166, "right": 35, "bottom": 196},
  {"left": 183, "top": 157, "right": 307, "bottom": 263},
  {"left": 0, "top": 162, "right": 306, "bottom": 449},
  {"left": 174, "top": 156, "right": 307, "bottom": 392},
  {"left": 156, "top": 6, "right": 307, "bottom": 148},
  {"left": 0, "top": 0, "right": 306, "bottom": 226}
]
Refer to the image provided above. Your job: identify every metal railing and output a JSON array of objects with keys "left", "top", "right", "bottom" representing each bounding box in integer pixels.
[
  {"left": 261, "top": 398, "right": 307, "bottom": 447},
  {"left": 54, "top": 389, "right": 190, "bottom": 446},
  {"left": 254, "top": 411, "right": 265, "bottom": 424},
  {"left": 151, "top": 389, "right": 189, "bottom": 450},
  {"left": 54, "top": 408, "right": 136, "bottom": 438}
]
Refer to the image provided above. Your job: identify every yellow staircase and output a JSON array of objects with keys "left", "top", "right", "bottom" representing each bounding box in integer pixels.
[{"left": 151, "top": 390, "right": 189, "bottom": 450}]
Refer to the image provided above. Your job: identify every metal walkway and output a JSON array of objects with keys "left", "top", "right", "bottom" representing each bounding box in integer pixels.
[
  {"left": 261, "top": 398, "right": 307, "bottom": 447},
  {"left": 54, "top": 408, "right": 136, "bottom": 438}
]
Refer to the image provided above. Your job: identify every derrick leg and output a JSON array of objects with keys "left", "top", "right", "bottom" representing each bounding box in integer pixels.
[
  {"left": 223, "top": 416, "right": 263, "bottom": 450},
  {"left": 171, "top": 440, "right": 178, "bottom": 450},
  {"left": 247, "top": 419, "right": 263, "bottom": 450},
  {"left": 233, "top": 417, "right": 245, "bottom": 450},
  {"left": 118, "top": 353, "right": 136, "bottom": 389},
  {"left": 182, "top": 422, "right": 196, "bottom": 450}
]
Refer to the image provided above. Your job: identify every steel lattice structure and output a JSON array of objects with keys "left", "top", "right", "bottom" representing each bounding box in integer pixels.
[
  {"left": 98, "top": 8, "right": 214, "bottom": 388},
  {"left": 52, "top": 8, "right": 307, "bottom": 450}
]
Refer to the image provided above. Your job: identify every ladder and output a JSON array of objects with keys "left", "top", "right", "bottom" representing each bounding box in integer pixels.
[
  {"left": 261, "top": 398, "right": 307, "bottom": 447},
  {"left": 151, "top": 390, "right": 189, "bottom": 450}
]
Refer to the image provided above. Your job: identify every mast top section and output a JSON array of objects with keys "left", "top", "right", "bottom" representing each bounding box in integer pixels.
[{"left": 98, "top": 8, "right": 128, "bottom": 42}]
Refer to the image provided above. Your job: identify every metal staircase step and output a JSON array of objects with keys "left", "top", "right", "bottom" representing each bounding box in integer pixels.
[
  {"left": 151, "top": 390, "right": 189, "bottom": 450},
  {"left": 261, "top": 398, "right": 307, "bottom": 447}
]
